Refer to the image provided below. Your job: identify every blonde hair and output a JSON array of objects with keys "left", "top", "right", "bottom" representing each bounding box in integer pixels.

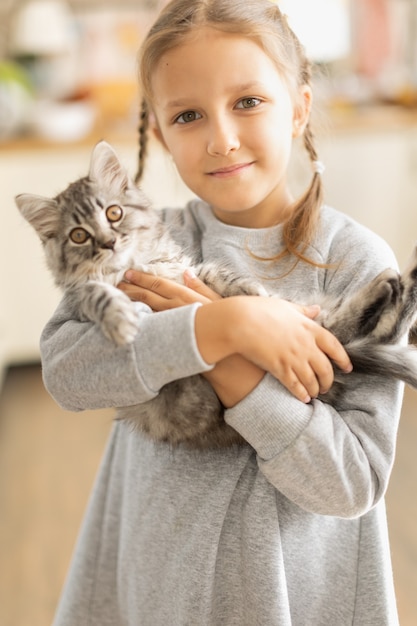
[{"left": 136, "top": 0, "right": 323, "bottom": 266}]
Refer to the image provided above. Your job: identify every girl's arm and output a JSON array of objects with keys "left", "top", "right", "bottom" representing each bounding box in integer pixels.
[
  {"left": 40, "top": 295, "right": 213, "bottom": 412},
  {"left": 194, "top": 295, "right": 351, "bottom": 404},
  {"left": 120, "top": 270, "right": 266, "bottom": 405},
  {"left": 193, "top": 282, "right": 403, "bottom": 519},
  {"left": 182, "top": 271, "right": 347, "bottom": 406},
  {"left": 120, "top": 270, "right": 351, "bottom": 405},
  {"left": 223, "top": 371, "right": 403, "bottom": 519}
]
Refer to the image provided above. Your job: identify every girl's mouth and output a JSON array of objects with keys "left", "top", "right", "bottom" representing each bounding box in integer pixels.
[{"left": 207, "top": 162, "right": 254, "bottom": 178}]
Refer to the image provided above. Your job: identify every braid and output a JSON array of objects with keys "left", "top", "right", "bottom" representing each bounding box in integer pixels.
[
  {"left": 135, "top": 98, "right": 150, "bottom": 184},
  {"left": 303, "top": 121, "right": 319, "bottom": 163},
  {"left": 260, "top": 17, "right": 325, "bottom": 265},
  {"left": 277, "top": 27, "right": 325, "bottom": 264},
  {"left": 302, "top": 121, "right": 324, "bottom": 216},
  {"left": 281, "top": 119, "right": 324, "bottom": 266}
]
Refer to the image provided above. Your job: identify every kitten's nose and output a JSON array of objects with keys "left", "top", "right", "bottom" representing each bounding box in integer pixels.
[{"left": 101, "top": 238, "right": 116, "bottom": 250}]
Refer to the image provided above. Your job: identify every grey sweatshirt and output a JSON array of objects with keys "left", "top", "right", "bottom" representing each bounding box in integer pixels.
[{"left": 41, "top": 201, "right": 402, "bottom": 626}]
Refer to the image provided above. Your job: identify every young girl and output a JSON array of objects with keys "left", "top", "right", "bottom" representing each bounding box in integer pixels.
[{"left": 42, "top": 1, "right": 403, "bottom": 624}]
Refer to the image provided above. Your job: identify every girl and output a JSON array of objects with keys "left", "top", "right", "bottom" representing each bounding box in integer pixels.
[{"left": 43, "top": 1, "right": 402, "bottom": 624}]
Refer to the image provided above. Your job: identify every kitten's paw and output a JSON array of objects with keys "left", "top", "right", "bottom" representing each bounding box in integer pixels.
[
  {"left": 370, "top": 269, "right": 401, "bottom": 303},
  {"left": 199, "top": 265, "right": 269, "bottom": 297},
  {"left": 225, "top": 277, "right": 269, "bottom": 296},
  {"left": 101, "top": 298, "right": 139, "bottom": 345},
  {"left": 247, "top": 284, "right": 270, "bottom": 297}
]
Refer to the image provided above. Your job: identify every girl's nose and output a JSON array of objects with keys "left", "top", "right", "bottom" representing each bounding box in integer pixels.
[{"left": 206, "top": 118, "right": 240, "bottom": 156}]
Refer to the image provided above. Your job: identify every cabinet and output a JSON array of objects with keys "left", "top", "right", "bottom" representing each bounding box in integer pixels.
[{"left": 320, "top": 126, "right": 417, "bottom": 268}]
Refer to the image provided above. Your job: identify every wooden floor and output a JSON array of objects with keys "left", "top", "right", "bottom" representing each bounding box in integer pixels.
[{"left": 0, "top": 364, "right": 416, "bottom": 626}]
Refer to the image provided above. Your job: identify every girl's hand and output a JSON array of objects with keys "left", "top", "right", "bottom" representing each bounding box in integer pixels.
[
  {"left": 194, "top": 296, "right": 352, "bottom": 404},
  {"left": 184, "top": 272, "right": 348, "bottom": 405},
  {"left": 119, "top": 269, "right": 265, "bottom": 407},
  {"left": 118, "top": 269, "right": 221, "bottom": 308}
]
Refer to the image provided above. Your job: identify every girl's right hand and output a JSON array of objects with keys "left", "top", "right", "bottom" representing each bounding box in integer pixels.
[{"left": 195, "top": 296, "right": 352, "bottom": 404}]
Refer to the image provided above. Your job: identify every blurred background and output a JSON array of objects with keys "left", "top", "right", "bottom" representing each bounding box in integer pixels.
[{"left": 0, "top": 1, "right": 417, "bottom": 624}]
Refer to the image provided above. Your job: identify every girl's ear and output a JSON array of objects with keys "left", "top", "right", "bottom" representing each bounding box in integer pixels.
[{"left": 292, "top": 85, "right": 312, "bottom": 138}]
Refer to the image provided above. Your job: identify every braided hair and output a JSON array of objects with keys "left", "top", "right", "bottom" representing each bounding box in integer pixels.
[{"left": 135, "top": 98, "right": 149, "bottom": 184}]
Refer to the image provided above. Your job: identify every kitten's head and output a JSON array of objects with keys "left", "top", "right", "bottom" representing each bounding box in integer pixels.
[{"left": 15, "top": 141, "right": 154, "bottom": 288}]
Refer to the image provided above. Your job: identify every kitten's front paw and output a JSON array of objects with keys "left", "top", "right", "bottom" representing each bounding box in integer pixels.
[{"left": 101, "top": 297, "right": 139, "bottom": 345}]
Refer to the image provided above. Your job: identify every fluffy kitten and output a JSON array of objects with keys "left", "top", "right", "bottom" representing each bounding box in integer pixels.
[{"left": 15, "top": 141, "right": 417, "bottom": 448}]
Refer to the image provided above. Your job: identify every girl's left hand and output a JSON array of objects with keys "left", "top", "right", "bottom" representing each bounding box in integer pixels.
[
  {"left": 118, "top": 268, "right": 221, "bottom": 310},
  {"left": 118, "top": 268, "right": 265, "bottom": 407}
]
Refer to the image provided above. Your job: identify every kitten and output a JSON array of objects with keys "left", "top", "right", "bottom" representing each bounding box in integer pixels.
[{"left": 15, "top": 141, "right": 417, "bottom": 448}]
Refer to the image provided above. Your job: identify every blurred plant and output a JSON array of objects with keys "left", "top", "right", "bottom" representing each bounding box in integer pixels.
[{"left": 0, "top": 59, "right": 34, "bottom": 138}]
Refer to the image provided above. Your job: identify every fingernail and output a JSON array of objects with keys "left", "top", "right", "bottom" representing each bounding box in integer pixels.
[
  {"left": 304, "top": 395, "right": 311, "bottom": 404},
  {"left": 125, "top": 270, "right": 133, "bottom": 281},
  {"left": 184, "top": 268, "right": 197, "bottom": 280},
  {"left": 344, "top": 364, "right": 353, "bottom": 373}
]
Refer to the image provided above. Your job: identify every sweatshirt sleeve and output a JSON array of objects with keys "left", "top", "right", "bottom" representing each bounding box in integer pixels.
[
  {"left": 40, "top": 296, "right": 213, "bottom": 412},
  {"left": 224, "top": 373, "right": 403, "bottom": 519}
]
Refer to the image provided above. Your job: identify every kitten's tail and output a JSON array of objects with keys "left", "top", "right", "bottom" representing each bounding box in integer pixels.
[{"left": 344, "top": 340, "right": 417, "bottom": 390}]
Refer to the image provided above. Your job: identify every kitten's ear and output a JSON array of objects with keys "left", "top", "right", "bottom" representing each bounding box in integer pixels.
[
  {"left": 15, "top": 193, "right": 59, "bottom": 241},
  {"left": 89, "top": 141, "right": 130, "bottom": 194}
]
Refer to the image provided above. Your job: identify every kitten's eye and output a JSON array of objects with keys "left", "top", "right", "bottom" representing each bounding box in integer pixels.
[
  {"left": 69, "top": 228, "right": 90, "bottom": 244},
  {"left": 106, "top": 205, "right": 123, "bottom": 223}
]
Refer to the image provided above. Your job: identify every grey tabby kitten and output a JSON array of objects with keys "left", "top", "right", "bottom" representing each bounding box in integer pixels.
[{"left": 15, "top": 141, "right": 417, "bottom": 449}]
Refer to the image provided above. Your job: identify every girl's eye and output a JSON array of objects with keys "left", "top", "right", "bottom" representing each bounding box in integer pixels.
[
  {"left": 236, "top": 97, "right": 262, "bottom": 109},
  {"left": 69, "top": 228, "right": 90, "bottom": 244},
  {"left": 106, "top": 205, "right": 123, "bottom": 222},
  {"left": 175, "top": 111, "right": 202, "bottom": 124}
]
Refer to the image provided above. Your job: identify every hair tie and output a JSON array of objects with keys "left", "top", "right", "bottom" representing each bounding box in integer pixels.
[{"left": 312, "top": 160, "right": 325, "bottom": 175}]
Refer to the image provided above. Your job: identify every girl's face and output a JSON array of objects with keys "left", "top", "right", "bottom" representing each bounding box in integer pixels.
[{"left": 151, "top": 27, "right": 311, "bottom": 228}]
